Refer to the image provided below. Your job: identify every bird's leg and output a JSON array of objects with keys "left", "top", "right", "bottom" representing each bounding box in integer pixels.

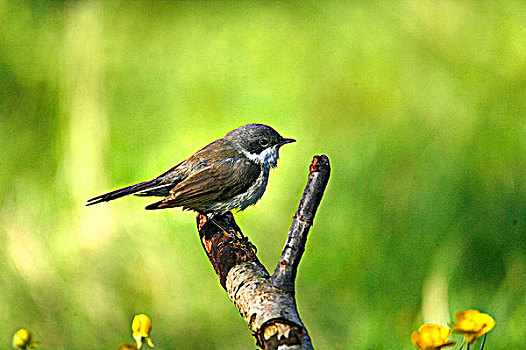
[
  {"left": 205, "top": 212, "right": 257, "bottom": 253},
  {"left": 205, "top": 212, "right": 236, "bottom": 237}
]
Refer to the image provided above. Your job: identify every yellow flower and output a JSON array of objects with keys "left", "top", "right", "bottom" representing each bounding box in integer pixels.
[
  {"left": 411, "top": 324, "right": 455, "bottom": 350},
  {"left": 131, "top": 314, "right": 155, "bottom": 349},
  {"left": 12, "top": 329, "right": 39, "bottom": 349},
  {"left": 452, "top": 309, "right": 495, "bottom": 344}
]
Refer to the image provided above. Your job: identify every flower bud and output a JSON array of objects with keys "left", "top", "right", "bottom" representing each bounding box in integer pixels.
[
  {"left": 411, "top": 324, "right": 454, "bottom": 350},
  {"left": 12, "top": 329, "right": 39, "bottom": 349},
  {"left": 452, "top": 309, "right": 495, "bottom": 344},
  {"left": 131, "top": 314, "right": 155, "bottom": 349}
]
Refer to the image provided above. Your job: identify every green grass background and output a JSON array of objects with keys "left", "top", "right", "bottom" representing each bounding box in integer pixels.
[{"left": 1, "top": 1, "right": 525, "bottom": 349}]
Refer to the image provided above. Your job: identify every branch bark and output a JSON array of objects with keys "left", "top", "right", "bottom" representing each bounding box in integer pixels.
[{"left": 196, "top": 155, "right": 330, "bottom": 350}]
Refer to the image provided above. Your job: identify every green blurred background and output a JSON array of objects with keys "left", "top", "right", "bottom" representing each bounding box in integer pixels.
[{"left": 1, "top": 1, "right": 525, "bottom": 349}]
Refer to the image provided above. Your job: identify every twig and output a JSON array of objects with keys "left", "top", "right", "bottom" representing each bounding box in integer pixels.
[{"left": 271, "top": 155, "right": 330, "bottom": 292}]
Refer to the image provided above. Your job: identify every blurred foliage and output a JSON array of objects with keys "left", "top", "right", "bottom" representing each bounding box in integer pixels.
[{"left": 1, "top": 0, "right": 525, "bottom": 349}]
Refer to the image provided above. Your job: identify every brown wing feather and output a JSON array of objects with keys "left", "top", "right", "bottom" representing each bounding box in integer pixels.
[{"left": 150, "top": 158, "right": 260, "bottom": 210}]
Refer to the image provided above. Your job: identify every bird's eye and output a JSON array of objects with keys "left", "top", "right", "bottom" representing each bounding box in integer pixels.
[{"left": 259, "top": 139, "right": 269, "bottom": 147}]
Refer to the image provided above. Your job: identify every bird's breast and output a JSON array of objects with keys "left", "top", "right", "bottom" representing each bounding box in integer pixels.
[
  {"left": 238, "top": 165, "right": 270, "bottom": 210},
  {"left": 206, "top": 165, "right": 270, "bottom": 213}
]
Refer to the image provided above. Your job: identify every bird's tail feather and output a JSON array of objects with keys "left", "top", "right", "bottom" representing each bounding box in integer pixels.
[
  {"left": 144, "top": 200, "right": 165, "bottom": 210},
  {"left": 86, "top": 179, "right": 170, "bottom": 206}
]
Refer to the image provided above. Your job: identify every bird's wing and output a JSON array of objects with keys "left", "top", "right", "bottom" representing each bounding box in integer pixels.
[{"left": 145, "top": 158, "right": 261, "bottom": 210}]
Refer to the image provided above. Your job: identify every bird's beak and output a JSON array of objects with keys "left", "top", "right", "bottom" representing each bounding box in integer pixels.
[{"left": 279, "top": 138, "right": 296, "bottom": 146}]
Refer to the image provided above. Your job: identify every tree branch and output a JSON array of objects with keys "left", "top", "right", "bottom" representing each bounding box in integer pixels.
[
  {"left": 271, "top": 155, "right": 330, "bottom": 292},
  {"left": 196, "top": 155, "right": 330, "bottom": 350}
]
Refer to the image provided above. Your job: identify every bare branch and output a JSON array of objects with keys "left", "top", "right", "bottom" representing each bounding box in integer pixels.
[
  {"left": 196, "top": 155, "right": 330, "bottom": 349},
  {"left": 197, "top": 213, "right": 260, "bottom": 288},
  {"left": 271, "top": 155, "right": 331, "bottom": 292}
]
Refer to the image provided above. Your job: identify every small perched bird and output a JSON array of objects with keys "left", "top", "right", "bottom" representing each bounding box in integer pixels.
[{"left": 87, "top": 124, "right": 295, "bottom": 215}]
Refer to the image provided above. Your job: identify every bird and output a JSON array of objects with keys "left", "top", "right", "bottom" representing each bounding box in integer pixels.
[{"left": 86, "top": 124, "right": 295, "bottom": 216}]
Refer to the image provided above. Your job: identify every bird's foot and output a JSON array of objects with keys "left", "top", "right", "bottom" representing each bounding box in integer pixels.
[
  {"left": 237, "top": 235, "right": 257, "bottom": 254},
  {"left": 204, "top": 213, "right": 257, "bottom": 254}
]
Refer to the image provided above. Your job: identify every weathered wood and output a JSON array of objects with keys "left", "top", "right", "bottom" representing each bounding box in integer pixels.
[{"left": 197, "top": 155, "right": 330, "bottom": 350}]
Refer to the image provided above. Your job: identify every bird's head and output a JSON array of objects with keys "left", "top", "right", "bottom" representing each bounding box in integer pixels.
[{"left": 225, "top": 124, "right": 295, "bottom": 167}]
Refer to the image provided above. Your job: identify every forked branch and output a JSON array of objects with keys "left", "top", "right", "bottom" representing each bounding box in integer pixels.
[{"left": 197, "top": 155, "right": 330, "bottom": 350}]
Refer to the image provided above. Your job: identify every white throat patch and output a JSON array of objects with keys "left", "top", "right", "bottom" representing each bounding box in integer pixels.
[{"left": 243, "top": 145, "right": 280, "bottom": 168}]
